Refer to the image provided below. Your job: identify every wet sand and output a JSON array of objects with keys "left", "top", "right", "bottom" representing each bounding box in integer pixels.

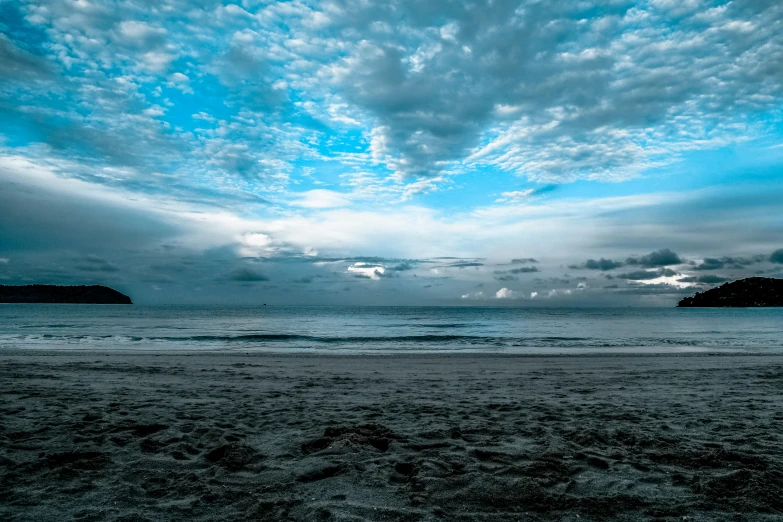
[{"left": 1, "top": 351, "right": 782, "bottom": 521}]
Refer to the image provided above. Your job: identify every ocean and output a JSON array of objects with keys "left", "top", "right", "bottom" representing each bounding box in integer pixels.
[{"left": 1, "top": 305, "right": 781, "bottom": 354}]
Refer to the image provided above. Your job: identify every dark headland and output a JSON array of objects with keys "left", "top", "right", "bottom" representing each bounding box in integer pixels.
[
  {"left": 678, "top": 277, "right": 783, "bottom": 307},
  {"left": 0, "top": 284, "right": 132, "bottom": 304}
]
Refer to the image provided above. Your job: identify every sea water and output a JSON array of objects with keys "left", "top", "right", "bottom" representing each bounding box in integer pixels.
[
  {"left": 0, "top": 305, "right": 781, "bottom": 354},
  {"left": 0, "top": 304, "right": 783, "bottom": 354}
]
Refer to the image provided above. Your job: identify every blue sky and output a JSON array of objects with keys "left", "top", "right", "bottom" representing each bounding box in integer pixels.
[{"left": 1, "top": 0, "right": 783, "bottom": 305}]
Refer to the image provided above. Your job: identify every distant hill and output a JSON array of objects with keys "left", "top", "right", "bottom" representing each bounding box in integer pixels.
[
  {"left": 0, "top": 285, "right": 132, "bottom": 304},
  {"left": 677, "top": 277, "right": 783, "bottom": 307}
]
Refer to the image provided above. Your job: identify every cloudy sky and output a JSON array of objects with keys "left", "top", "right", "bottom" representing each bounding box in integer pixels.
[{"left": 1, "top": 0, "right": 783, "bottom": 305}]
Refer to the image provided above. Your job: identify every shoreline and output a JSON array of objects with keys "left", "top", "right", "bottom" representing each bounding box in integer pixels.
[{"left": 3, "top": 347, "right": 783, "bottom": 358}]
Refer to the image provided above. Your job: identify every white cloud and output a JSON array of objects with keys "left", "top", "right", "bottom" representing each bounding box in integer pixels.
[
  {"left": 347, "top": 263, "right": 385, "bottom": 280},
  {"left": 314, "top": 1, "right": 783, "bottom": 180},
  {"left": 401, "top": 176, "right": 447, "bottom": 201},
  {"left": 236, "top": 232, "right": 275, "bottom": 257},
  {"left": 3, "top": 150, "right": 782, "bottom": 304},
  {"left": 3, "top": 153, "right": 782, "bottom": 267},
  {"left": 10, "top": 0, "right": 783, "bottom": 205},
  {"left": 631, "top": 274, "right": 694, "bottom": 288},
  {"left": 143, "top": 105, "right": 166, "bottom": 117},
  {"left": 326, "top": 103, "right": 361, "bottom": 126},
  {"left": 192, "top": 112, "right": 216, "bottom": 122},
  {"left": 139, "top": 51, "right": 176, "bottom": 73},
  {"left": 495, "top": 288, "right": 518, "bottom": 299},
  {"left": 495, "top": 189, "right": 536, "bottom": 204},
  {"left": 167, "top": 72, "right": 193, "bottom": 94},
  {"left": 3, "top": 0, "right": 783, "bottom": 308},
  {"left": 117, "top": 21, "right": 166, "bottom": 42},
  {"left": 289, "top": 189, "right": 351, "bottom": 209}
]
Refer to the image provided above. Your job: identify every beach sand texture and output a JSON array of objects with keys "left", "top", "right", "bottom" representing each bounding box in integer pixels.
[{"left": 2, "top": 353, "right": 782, "bottom": 521}]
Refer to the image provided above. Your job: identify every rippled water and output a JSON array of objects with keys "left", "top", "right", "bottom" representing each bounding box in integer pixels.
[{"left": 1, "top": 305, "right": 781, "bottom": 354}]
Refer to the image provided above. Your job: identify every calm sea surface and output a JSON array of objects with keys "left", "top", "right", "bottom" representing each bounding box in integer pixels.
[{"left": 0, "top": 305, "right": 781, "bottom": 354}]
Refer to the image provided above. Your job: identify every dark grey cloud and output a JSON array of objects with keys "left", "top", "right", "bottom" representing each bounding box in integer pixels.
[
  {"left": 324, "top": 0, "right": 783, "bottom": 178},
  {"left": 0, "top": 173, "right": 178, "bottom": 253},
  {"left": 771, "top": 249, "right": 783, "bottom": 264},
  {"left": 586, "top": 258, "right": 623, "bottom": 271},
  {"left": 494, "top": 265, "right": 539, "bottom": 279},
  {"left": 571, "top": 258, "right": 624, "bottom": 271},
  {"left": 227, "top": 268, "right": 270, "bottom": 282},
  {"left": 511, "top": 258, "right": 538, "bottom": 264},
  {"left": 0, "top": 33, "right": 53, "bottom": 82},
  {"left": 626, "top": 249, "right": 682, "bottom": 268},
  {"left": 214, "top": 42, "right": 291, "bottom": 114},
  {"left": 1, "top": 170, "right": 681, "bottom": 304},
  {"left": 322, "top": 256, "right": 422, "bottom": 266},
  {"left": 0, "top": 2, "right": 311, "bottom": 202},
  {"left": 536, "top": 277, "right": 571, "bottom": 286},
  {"left": 2, "top": 1, "right": 782, "bottom": 308},
  {"left": 509, "top": 266, "right": 539, "bottom": 274},
  {"left": 388, "top": 262, "right": 415, "bottom": 271},
  {"left": 678, "top": 275, "right": 728, "bottom": 285},
  {"left": 4, "top": 0, "right": 783, "bottom": 206},
  {"left": 591, "top": 184, "right": 783, "bottom": 254},
  {"left": 0, "top": 100, "right": 195, "bottom": 200},
  {"left": 693, "top": 255, "right": 765, "bottom": 270},
  {"left": 693, "top": 257, "right": 727, "bottom": 271},
  {"left": 74, "top": 255, "right": 120, "bottom": 273}
]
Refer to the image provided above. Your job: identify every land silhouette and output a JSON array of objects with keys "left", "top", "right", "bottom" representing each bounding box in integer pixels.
[
  {"left": 0, "top": 285, "right": 132, "bottom": 304},
  {"left": 678, "top": 277, "right": 783, "bottom": 307}
]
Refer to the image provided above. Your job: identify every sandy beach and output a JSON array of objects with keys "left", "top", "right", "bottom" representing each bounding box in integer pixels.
[{"left": 2, "top": 351, "right": 782, "bottom": 521}]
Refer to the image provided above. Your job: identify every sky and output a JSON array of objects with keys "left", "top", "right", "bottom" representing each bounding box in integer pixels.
[{"left": 1, "top": 0, "right": 783, "bottom": 305}]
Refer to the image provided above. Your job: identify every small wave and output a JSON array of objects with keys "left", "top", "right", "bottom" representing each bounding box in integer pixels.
[
  {"left": 2, "top": 333, "right": 782, "bottom": 350},
  {"left": 380, "top": 323, "right": 474, "bottom": 328},
  {"left": 152, "top": 334, "right": 485, "bottom": 343},
  {"left": 536, "top": 336, "right": 590, "bottom": 342},
  {"left": 18, "top": 324, "right": 80, "bottom": 329},
  {"left": 184, "top": 334, "right": 306, "bottom": 342}
]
